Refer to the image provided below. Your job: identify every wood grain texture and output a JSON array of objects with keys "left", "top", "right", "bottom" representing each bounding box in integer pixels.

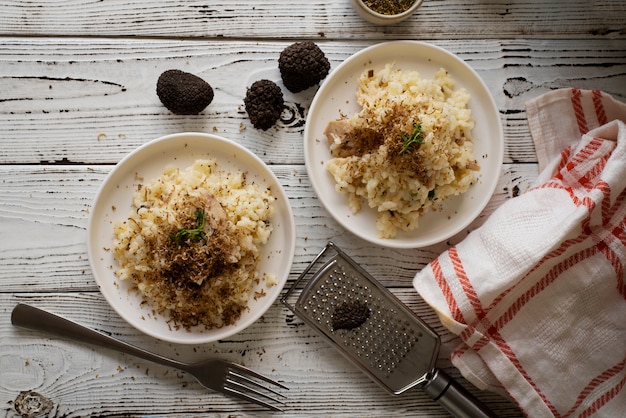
[
  {"left": 0, "top": 163, "right": 537, "bottom": 293},
  {"left": 0, "top": 0, "right": 623, "bottom": 40},
  {"left": 1, "top": 292, "right": 524, "bottom": 417},
  {"left": 1, "top": 0, "right": 624, "bottom": 416},
  {"left": 1, "top": 38, "right": 625, "bottom": 166}
]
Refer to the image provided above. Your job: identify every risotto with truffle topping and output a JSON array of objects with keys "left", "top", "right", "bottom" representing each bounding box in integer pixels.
[
  {"left": 324, "top": 64, "right": 480, "bottom": 238},
  {"left": 112, "top": 159, "right": 275, "bottom": 330}
]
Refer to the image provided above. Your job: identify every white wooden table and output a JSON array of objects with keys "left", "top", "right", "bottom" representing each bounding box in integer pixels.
[{"left": 1, "top": 1, "right": 624, "bottom": 416}]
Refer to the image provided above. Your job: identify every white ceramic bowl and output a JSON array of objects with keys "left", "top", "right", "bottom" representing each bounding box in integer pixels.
[
  {"left": 87, "top": 132, "right": 296, "bottom": 344},
  {"left": 349, "top": 0, "right": 424, "bottom": 25},
  {"left": 304, "top": 41, "right": 504, "bottom": 249}
]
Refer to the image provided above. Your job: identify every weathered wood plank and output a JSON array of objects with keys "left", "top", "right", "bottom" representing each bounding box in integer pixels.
[
  {"left": 1, "top": 38, "right": 624, "bottom": 166},
  {"left": 0, "top": 0, "right": 623, "bottom": 40},
  {"left": 0, "top": 292, "right": 524, "bottom": 417},
  {"left": 1, "top": 2, "right": 622, "bottom": 416},
  {"left": 0, "top": 163, "right": 537, "bottom": 293}
]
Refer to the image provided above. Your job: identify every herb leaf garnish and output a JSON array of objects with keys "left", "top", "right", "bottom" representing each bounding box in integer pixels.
[
  {"left": 399, "top": 122, "right": 424, "bottom": 154},
  {"left": 169, "top": 208, "right": 207, "bottom": 244}
]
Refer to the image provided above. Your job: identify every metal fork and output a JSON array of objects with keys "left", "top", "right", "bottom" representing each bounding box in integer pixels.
[{"left": 11, "top": 303, "right": 288, "bottom": 411}]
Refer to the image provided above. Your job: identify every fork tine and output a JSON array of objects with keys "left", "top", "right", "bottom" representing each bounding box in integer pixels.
[
  {"left": 228, "top": 369, "right": 288, "bottom": 400},
  {"left": 227, "top": 361, "right": 289, "bottom": 390},
  {"left": 222, "top": 362, "right": 288, "bottom": 411},
  {"left": 223, "top": 385, "right": 284, "bottom": 412}
]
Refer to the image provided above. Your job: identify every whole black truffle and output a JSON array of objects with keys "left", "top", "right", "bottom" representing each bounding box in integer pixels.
[
  {"left": 156, "top": 69, "right": 214, "bottom": 115},
  {"left": 244, "top": 79, "right": 285, "bottom": 130},
  {"left": 278, "top": 41, "right": 330, "bottom": 93},
  {"left": 331, "top": 300, "right": 370, "bottom": 331}
]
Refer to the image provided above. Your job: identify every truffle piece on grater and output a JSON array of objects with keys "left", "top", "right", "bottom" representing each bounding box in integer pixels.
[{"left": 331, "top": 300, "right": 370, "bottom": 330}]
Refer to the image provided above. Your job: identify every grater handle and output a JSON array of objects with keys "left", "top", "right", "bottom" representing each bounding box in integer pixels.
[{"left": 423, "top": 369, "right": 497, "bottom": 418}]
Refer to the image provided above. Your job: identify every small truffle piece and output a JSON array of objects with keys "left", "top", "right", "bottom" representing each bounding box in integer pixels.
[
  {"left": 156, "top": 69, "right": 214, "bottom": 115},
  {"left": 331, "top": 300, "right": 370, "bottom": 331},
  {"left": 244, "top": 79, "right": 285, "bottom": 130},
  {"left": 278, "top": 41, "right": 330, "bottom": 93}
]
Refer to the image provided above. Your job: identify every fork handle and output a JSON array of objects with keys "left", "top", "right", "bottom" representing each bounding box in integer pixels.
[{"left": 11, "top": 304, "right": 188, "bottom": 371}]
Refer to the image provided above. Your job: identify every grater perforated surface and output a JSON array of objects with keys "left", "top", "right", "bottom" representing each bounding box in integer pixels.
[{"left": 291, "top": 249, "right": 441, "bottom": 395}]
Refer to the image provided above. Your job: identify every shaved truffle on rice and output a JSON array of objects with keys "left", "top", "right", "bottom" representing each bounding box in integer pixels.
[
  {"left": 112, "top": 159, "right": 275, "bottom": 330},
  {"left": 325, "top": 64, "right": 480, "bottom": 238}
]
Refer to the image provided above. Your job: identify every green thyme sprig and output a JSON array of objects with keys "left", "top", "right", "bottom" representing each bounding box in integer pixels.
[
  {"left": 169, "top": 208, "right": 207, "bottom": 244},
  {"left": 399, "top": 122, "right": 424, "bottom": 154}
]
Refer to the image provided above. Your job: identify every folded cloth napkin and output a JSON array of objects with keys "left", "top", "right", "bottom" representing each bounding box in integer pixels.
[{"left": 413, "top": 88, "right": 626, "bottom": 418}]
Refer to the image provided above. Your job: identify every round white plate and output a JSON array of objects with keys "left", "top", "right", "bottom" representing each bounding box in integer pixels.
[
  {"left": 304, "top": 41, "right": 503, "bottom": 248},
  {"left": 87, "top": 132, "right": 296, "bottom": 344}
]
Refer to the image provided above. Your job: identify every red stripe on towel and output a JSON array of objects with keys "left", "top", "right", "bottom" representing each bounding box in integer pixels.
[
  {"left": 445, "top": 250, "right": 563, "bottom": 416},
  {"left": 570, "top": 140, "right": 609, "bottom": 191},
  {"left": 537, "top": 181, "right": 595, "bottom": 210},
  {"left": 494, "top": 245, "right": 599, "bottom": 331},
  {"left": 439, "top": 129, "right": 623, "bottom": 416},
  {"left": 577, "top": 358, "right": 626, "bottom": 418},
  {"left": 487, "top": 240, "right": 624, "bottom": 415},
  {"left": 593, "top": 89, "right": 608, "bottom": 126},
  {"left": 449, "top": 316, "right": 560, "bottom": 416},
  {"left": 490, "top": 333, "right": 562, "bottom": 416},
  {"left": 449, "top": 247, "right": 485, "bottom": 320},
  {"left": 598, "top": 240, "right": 626, "bottom": 300},
  {"left": 571, "top": 89, "right": 589, "bottom": 135},
  {"left": 556, "top": 146, "right": 573, "bottom": 173},
  {"left": 552, "top": 136, "right": 606, "bottom": 183},
  {"left": 482, "top": 246, "right": 610, "bottom": 417},
  {"left": 585, "top": 180, "right": 626, "bottom": 299},
  {"left": 431, "top": 258, "right": 464, "bottom": 323}
]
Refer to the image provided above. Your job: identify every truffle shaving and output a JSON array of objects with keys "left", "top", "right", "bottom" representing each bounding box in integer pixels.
[{"left": 113, "top": 159, "right": 275, "bottom": 330}]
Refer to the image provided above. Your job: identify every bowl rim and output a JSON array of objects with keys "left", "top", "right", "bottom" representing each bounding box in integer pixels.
[
  {"left": 303, "top": 41, "right": 504, "bottom": 248},
  {"left": 87, "top": 132, "right": 296, "bottom": 344},
  {"left": 353, "top": 0, "right": 424, "bottom": 20}
]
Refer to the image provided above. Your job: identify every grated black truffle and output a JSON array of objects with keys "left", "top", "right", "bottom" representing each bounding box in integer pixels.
[
  {"left": 278, "top": 41, "right": 330, "bottom": 93},
  {"left": 156, "top": 69, "right": 214, "bottom": 115},
  {"left": 331, "top": 300, "right": 370, "bottom": 331},
  {"left": 244, "top": 79, "right": 285, "bottom": 130}
]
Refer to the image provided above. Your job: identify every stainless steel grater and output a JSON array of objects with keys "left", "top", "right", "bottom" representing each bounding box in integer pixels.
[{"left": 282, "top": 242, "right": 496, "bottom": 418}]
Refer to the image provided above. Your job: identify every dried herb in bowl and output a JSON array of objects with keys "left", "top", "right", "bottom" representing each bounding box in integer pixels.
[{"left": 363, "top": 0, "right": 416, "bottom": 15}]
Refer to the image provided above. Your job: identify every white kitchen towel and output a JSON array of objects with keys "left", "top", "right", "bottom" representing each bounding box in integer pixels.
[{"left": 413, "top": 88, "right": 626, "bottom": 418}]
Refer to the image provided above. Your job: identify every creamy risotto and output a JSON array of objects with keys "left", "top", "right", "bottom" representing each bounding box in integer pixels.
[
  {"left": 112, "top": 159, "right": 275, "bottom": 330},
  {"left": 324, "top": 64, "right": 480, "bottom": 238}
]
